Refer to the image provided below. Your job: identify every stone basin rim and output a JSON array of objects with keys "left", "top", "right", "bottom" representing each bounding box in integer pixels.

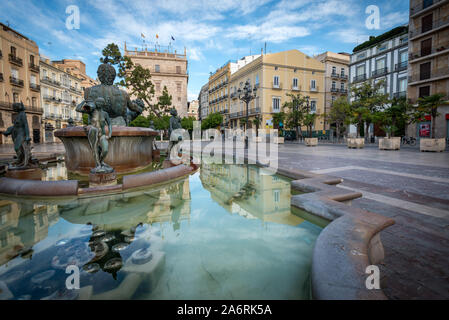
[{"left": 54, "top": 126, "right": 159, "bottom": 137}]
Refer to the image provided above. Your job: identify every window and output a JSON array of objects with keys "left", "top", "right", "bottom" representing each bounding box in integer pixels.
[
  {"left": 177, "top": 82, "right": 181, "bottom": 92},
  {"left": 421, "top": 13, "right": 433, "bottom": 33},
  {"left": 176, "top": 66, "right": 181, "bottom": 74},
  {"left": 292, "top": 78, "right": 298, "bottom": 89},
  {"left": 10, "top": 46, "right": 16, "bottom": 56},
  {"left": 356, "top": 65, "right": 365, "bottom": 76},
  {"left": 399, "top": 78, "right": 407, "bottom": 92},
  {"left": 331, "top": 81, "right": 336, "bottom": 90},
  {"left": 376, "top": 58, "right": 385, "bottom": 71},
  {"left": 310, "top": 100, "right": 317, "bottom": 112},
  {"left": 341, "top": 68, "right": 345, "bottom": 76},
  {"left": 255, "top": 75, "right": 259, "bottom": 85},
  {"left": 273, "top": 190, "right": 280, "bottom": 203},
  {"left": 272, "top": 97, "right": 281, "bottom": 112},
  {"left": 310, "top": 79, "right": 316, "bottom": 89},
  {"left": 30, "top": 55, "right": 34, "bottom": 65},
  {"left": 419, "top": 86, "right": 430, "bottom": 98},
  {"left": 421, "top": 38, "right": 432, "bottom": 57},
  {"left": 332, "top": 66, "right": 336, "bottom": 75},
  {"left": 273, "top": 76, "right": 280, "bottom": 88},
  {"left": 30, "top": 75, "right": 36, "bottom": 84},
  {"left": 155, "top": 65, "right": 160, "bottom": 72},
  {"left": 420, "top": 62, "right": 431, "bottom": 80},
  {"left": 10, "top": 68, "right": 18, "bottom": 79},
  {"left": 378, "top": 43, "right": 387, "bottom": 52},
  {"left": 356, "top": 53, "right": 366, "bottom": 60},
  {"left": 13, "top": 92, "right": 19, "bottom": 103},
  {"left": 400, "top": 51, "right": 408, "bottom": 63},
  {"left": 340, "top": 82, "right": 345, "bottom": 90}
]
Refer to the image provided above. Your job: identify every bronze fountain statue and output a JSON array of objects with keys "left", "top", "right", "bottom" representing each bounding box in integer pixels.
[{"left": 2, "top": 102, "right": 37, "bottom": 169}]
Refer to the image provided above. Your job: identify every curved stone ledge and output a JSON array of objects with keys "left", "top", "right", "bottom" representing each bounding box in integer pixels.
[
  {"left": 258, "top": 164, "right": 395, "bottom": 300},
  {"left": 0, "top": 162, "right": 198, "bottom": 198},
  {"left": 122, "top": 163, "right": 197, "bottom": 190},
  {"left": 0, "top": 177, "right": 79, "bottom": 197}
]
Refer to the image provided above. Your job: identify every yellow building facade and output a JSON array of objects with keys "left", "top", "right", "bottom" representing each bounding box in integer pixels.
[
  {"left": 208, "top": 62, "right": 230, "bottom": 117},
  {"left": 229, "top": 49, "right": 325, "bottom": 132}
]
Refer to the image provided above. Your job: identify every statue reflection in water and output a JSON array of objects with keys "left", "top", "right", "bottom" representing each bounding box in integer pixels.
[{"left": 0, "top": 176, "right": 191, "bottom": 300}]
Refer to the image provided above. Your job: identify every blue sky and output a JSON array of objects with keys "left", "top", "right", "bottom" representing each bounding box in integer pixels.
[{"left": 0, "top": 0, "right": 409, "bottom": 100}]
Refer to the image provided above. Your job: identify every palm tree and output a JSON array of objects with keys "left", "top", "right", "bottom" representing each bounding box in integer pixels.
[{"left": 416, "top": 93, "right": 448, "bottom": 139}]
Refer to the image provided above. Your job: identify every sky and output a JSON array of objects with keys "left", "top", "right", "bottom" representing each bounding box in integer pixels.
[{"left": 0, "top": 0, "right": 409, "bottom": 101}]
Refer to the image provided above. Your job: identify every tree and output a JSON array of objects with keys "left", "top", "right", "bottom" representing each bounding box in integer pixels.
[
  {"left": 412, "top": 93, "right": 448, "bottom": 139},
  {"left": 181, "top": 117, "right": 195, "bottom": 131},
  {"left": 325, "top": 96, "right": 351, "bottom": 141},
  {"left": 303, "top": 113, "right": 318, "bottom": 138},
  {"left": 129, "top": 115, "right": 150, "bottom": 128},
  {"left": 201, "top": 113, "right": 222, "bottom": 130},
  {"left": 100, "top": 43, "right": 172, "bottom": 118},
  {"left": 349, "top": 80, "right": 389, "bottom": 138},
  {"left": 282, "top": 93, "right": 308, "bottom": 140},
  {"left": 252, "top": 115, "right": 262, "bottom": 137},
  {"left": 373, "top": 97, "right": 412, "bottom": 138}
]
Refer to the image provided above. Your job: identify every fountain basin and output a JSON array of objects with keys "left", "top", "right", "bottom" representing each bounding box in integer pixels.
[{"left": 54, "top": 126, "right": 158, "bottom": 175}]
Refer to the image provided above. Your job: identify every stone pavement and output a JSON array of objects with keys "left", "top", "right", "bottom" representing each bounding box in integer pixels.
[{"left": 277, "top": 142, "right": 449, "bottom": 299}]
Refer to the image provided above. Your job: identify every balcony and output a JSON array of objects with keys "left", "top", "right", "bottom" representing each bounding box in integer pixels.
[
  {"left": 331, "top": 72, "right": 339, "bottom": 79},
  {"left": 408, "top": 67, "right": 449, "bottom": 84},
  {"left": 410, "top": 16, "right": 449, "bottom": 39},
  {"left": 8, "top": 54, "right": 23, "bottom": 67},
  {"left": 10, "top": 76, "right": 24, "bottom": 87},
  {"left": 340, "top": 74, "right": 348, "bottom": 80},
  {"left": 393, "top": 91, "right": 407, "bottom": 98},
  {"left": 248, "top": 107, "right": 260, "bottom": 115},
  {"left": 30, "top": 83, "right": 40, "bottom": 92},
  {"left": 409, "top": 45, "right": 449, "bottom": 62},
  {"left": 340, "top": 88, "right": 348, "bottom": 95},
  {"left": 331, "top": 87, "right": 339, "bottom": 93},
  {"left": 410, "top": 0, "right": 445, "bottom": 17},
  {"left": 272, "top": 82, "right": 282, "bottom": 89},
  {"left": 41, "top": 76, "right": 61, "bottom": 87},
  {"left": 395, "top": 61, "right": 408, "bottom": 71},
  {"left": 29, "top": 63, "right": 40, "bottom": 73},
  {"left": 353, "top": 74, "right": 367, "bottom": 83},
  {"left": 291, "top": 85, "right": 300, "bottom": 91},
  {"left": 309, "top": 86, "right": 318, "bottom": 92},
  {"left": 372, "top": 67, "right": 388, "bottom": 78}
]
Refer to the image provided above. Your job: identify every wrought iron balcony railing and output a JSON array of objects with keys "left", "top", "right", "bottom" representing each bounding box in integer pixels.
[
  {"left": 10, "top": 76, "right": 24, "bottom": 87},
  {"left": 29, "top": 63, "right": 40, "bottom": 73},
  {"left": 372, "top": 67, "right": 388, "bottom": 78},
  {"left": 395, "top": 61, "right": 408, "bottom": 71},
  {"left": 353, "top": 74, "right": 367, "bottom": 83},
  {"left": 30, "top": 83, "right": 40, "bottom": 91},
  {"left": 9, "top": 54, "right": 23, "bottom": 67}
]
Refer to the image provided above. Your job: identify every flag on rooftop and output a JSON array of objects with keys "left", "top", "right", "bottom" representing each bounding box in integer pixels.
[{"left": 141, "top": 33, "right": 145, "bottom": 38}]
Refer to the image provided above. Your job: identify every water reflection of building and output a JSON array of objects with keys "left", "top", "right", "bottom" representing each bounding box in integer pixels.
[
  {"left": 200, "top": 164, "right": 300, "bottom": 225},
  {"left": 43, "top": 162, "right": 68, "bottom": 181},
  {"left": 59, "top": 177, "right": 191, "bottom": 234},
  {"left": 0, "top": 200, "right": 59, "bottom": 266}
]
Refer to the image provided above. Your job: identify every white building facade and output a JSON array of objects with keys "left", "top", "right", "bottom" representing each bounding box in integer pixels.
[{"left": 349, "top": 26, "right": 409, "bottom": 137}]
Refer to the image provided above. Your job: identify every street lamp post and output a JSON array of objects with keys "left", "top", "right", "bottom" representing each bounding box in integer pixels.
[{"left": 237, "top": 80, "right": 258, "bottom": 149}]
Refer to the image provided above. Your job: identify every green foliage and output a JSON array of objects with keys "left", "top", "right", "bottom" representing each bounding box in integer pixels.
[
  {"left": 282, "top": 93, "right": 311, "bottom": 139},
  {"left": 412, "top": 93, "right": 448, "bottom": 138},
  {"left": 82, "top": 113, "right": 89, "bottom": 125},
  {"left": 129, "top": 115, "right": 150, "bottom": 128},
  {"left": 349, "top": 80, "right": 389, "bottom": 138},
  {"left": 201, "top": 113, "right": 223, "bottom": 130},
  {"left": 149, "top": 114, "right": 170, "bottom": 130},
  {"left": 181, "top": 117, "right": 195, "bottom": 131},
  {"left": 100, "top": 43, "right": 174, "bottom": 118},
  {"left": 373, "top": 97, "right": 412, "bottom": 138},
  {"left": 353, "top": 26, "right": 408, "bottom": 53},
  {"left": 272, "top": 112, "right": 286, "bottom": 129},
  {"left": 325, "top": 96, "right": 351, "bottom": 139}
]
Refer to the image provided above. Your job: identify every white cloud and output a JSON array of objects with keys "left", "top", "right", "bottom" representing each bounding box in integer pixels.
[
  {"left": 381, "top": 11, "right": 409, "bottom": 29},
  {"left": 188, "top": 47, "right": 205, "bottom": 61}
]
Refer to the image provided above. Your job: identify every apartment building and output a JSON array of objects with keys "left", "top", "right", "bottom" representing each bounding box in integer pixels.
[
  {"left": 407, "top": 0, "right": 449, "bottom": 140},
  {"left": 0, "top": 22, "right": 43, "bottom": 144},
  {"left": 53, "top": 59, "right": 98, "bottom": 92},
  {"left": 125, "top": 44, "right": 188, "bottom": 118},
  {"left": 315, "top": 51, "right": 350, "bottom": 130},
  {"left": 229, "top": 49, "right": 325, "bottom": 132},
  {"left": 208, "top": 61, "right": 231, "bottom": 124},
  {"left": 349, "top": 25, "right": 409, "bottom": 137},
  {"left": 198, "top": 83, "right": 209, "bottom": 120},
  {"left": 187, "top": 100, "right": 199, "bottom": 120},
  {"left": 40, "top": 57, "right": 83, "bottom": 142}
]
